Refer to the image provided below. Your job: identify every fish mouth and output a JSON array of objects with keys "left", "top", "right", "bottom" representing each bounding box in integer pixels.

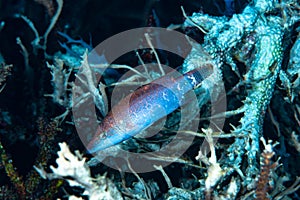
[
  {"left": 86, "top": 133, "right": 110, "bottom": 154},
  {"left": 86, "top": 128, "right": 132, "bottom": 153}
]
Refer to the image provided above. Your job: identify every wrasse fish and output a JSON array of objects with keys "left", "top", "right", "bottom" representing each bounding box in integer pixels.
[{"left": 87, "top": 64, "right": 214, "bottom": 153}]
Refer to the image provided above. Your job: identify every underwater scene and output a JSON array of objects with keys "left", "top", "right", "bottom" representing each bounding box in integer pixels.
[{"left": 0, "top": 0, "right": 300, "bottom": 199}]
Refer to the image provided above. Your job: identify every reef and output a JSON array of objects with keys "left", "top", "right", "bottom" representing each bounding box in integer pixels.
[{"left": 0, "top": 0, "right": 300, "bottom": 199}]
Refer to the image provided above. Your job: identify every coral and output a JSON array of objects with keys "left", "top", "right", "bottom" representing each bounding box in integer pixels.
[
  {"left": 35, "top": 142, "right": 123, "bottom": 199},
  {"left": 182, "top": 0, "right": 299, "bottom": 192},
  {"left": 46, "top": 59, "right": 72, "bottom": 108},
  {"left": 0, "top": 118, "right": 64, "bottom": 199},
  {"left": 1, "top": 0, "right": 300, "bottom": 199},
  {"left": 0, "top": 136, "right": 26, "bottom": 199},
  {"left": 196, "top": 128, "right": 225, "bottom": 200},
  {"left": 0, "top": 63, "right": 12, "bottom": 89},
  {"left": 255, "top": 138, "right": 279, "bottom": 200},
  {"left": 44, "top": 0, "right": 300, "bottom": 198}
]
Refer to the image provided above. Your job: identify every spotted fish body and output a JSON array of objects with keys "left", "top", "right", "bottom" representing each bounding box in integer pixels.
[{"left": 87, "top": 65, "right": 213, "bottom": 153}]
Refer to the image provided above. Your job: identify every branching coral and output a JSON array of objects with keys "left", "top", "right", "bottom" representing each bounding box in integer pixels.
[
  {"left": 182, "top": 0, "right": 299, "bottom": 193},
  {"left": 1, "top": 0, "right": 300, "bottom": 199},
  {"left": 255, "top": 138, "right": 279, "bottom": 200},
  {"left": 0, "top": 118, "right": 64, "bottom": 199},
  {"left": 35, "top": 142, "right": 123, "bottom": 199}
]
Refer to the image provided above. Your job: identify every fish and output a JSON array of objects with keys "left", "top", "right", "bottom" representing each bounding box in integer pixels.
[{"left": 87, "top": 64, "right": 214, "bottom": 153}]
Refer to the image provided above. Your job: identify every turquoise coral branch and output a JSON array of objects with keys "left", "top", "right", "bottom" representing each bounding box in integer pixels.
[
  {"left": 228, "top": 21, "right": 283, "bottom": 184},
  {"left": 183, "top": 0, "right": 287, "bottom": 189}
]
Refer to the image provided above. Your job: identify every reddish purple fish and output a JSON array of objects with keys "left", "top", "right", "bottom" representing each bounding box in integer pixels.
[{"left": 87, "top": 65, "right": 213, "bottom": 153}]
